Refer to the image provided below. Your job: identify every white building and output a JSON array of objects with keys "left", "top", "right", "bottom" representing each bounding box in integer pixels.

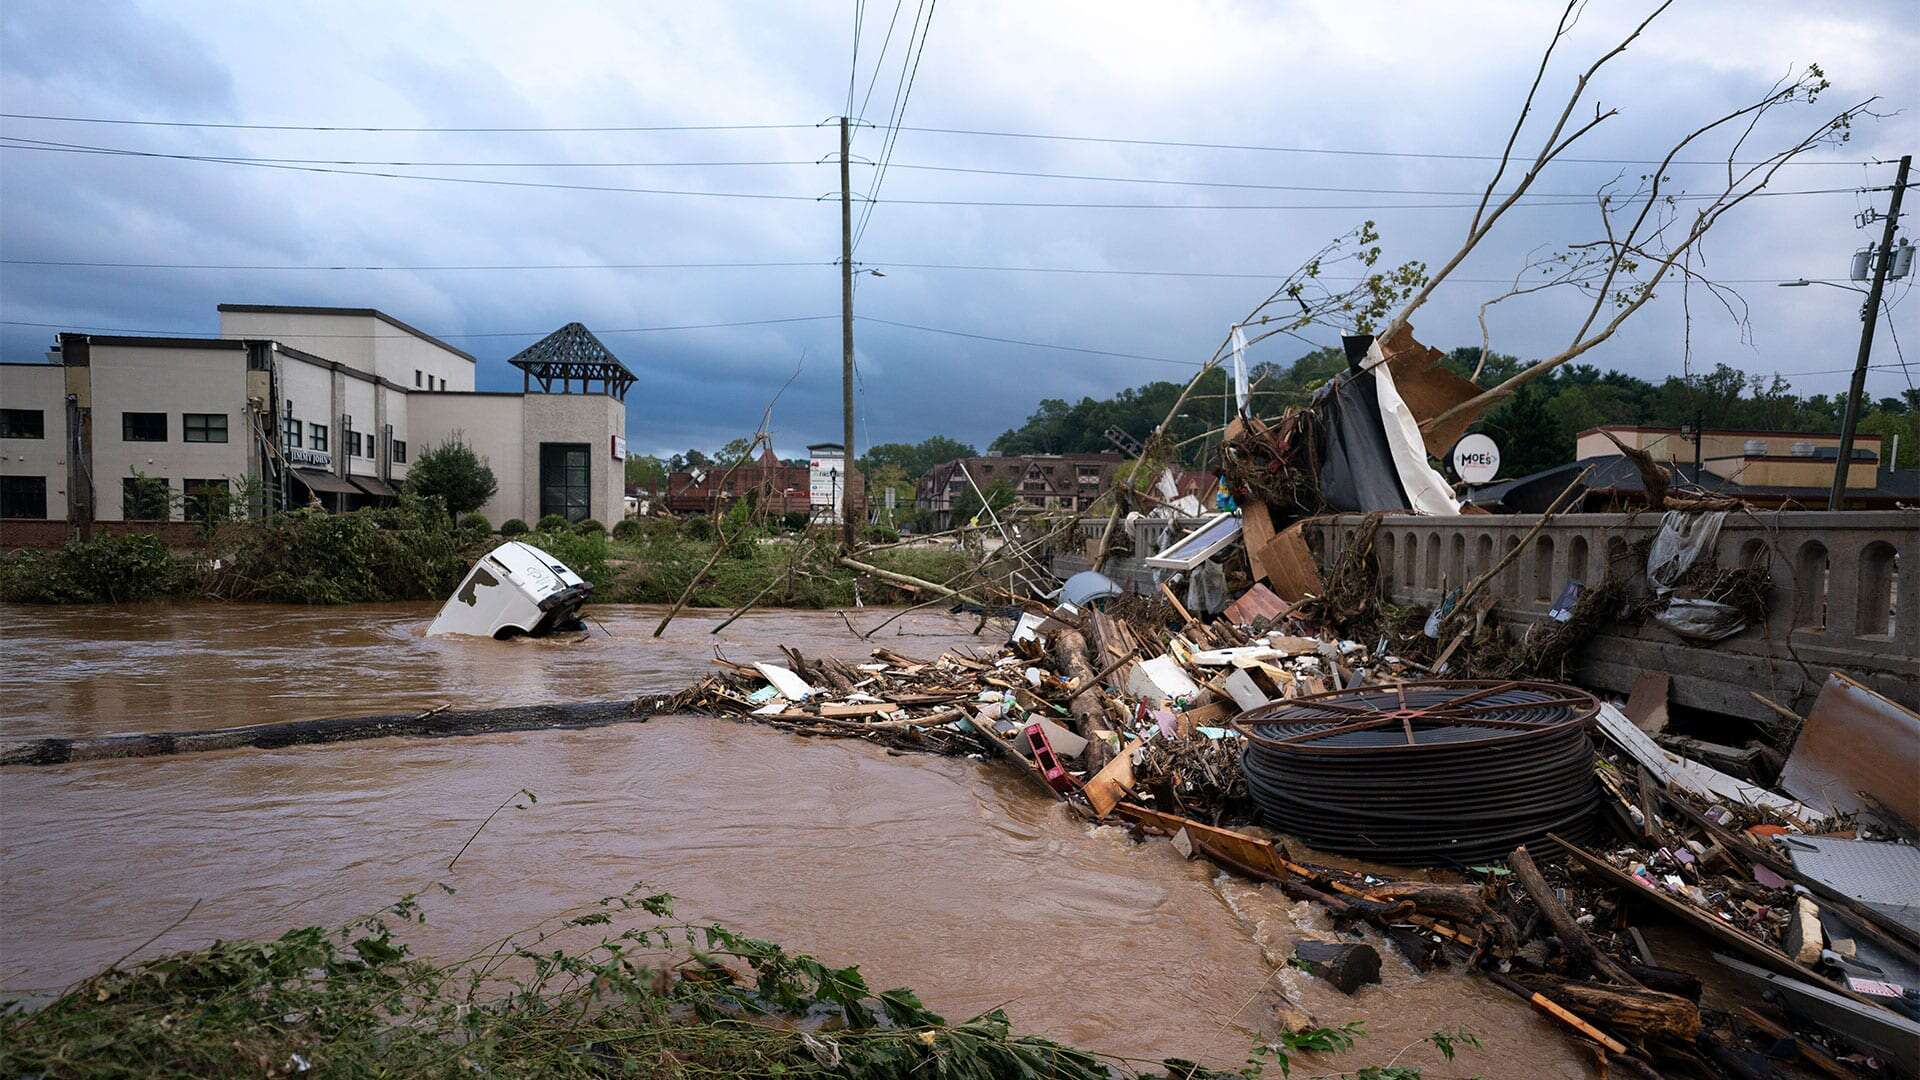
[{"left": 0, "top": 305, "right": 631, "bottom": 537}]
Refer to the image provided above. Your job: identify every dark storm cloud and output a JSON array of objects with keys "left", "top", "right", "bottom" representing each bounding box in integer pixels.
[{"left": 1, "top": 1, "right": 1913, "bottom": 457}]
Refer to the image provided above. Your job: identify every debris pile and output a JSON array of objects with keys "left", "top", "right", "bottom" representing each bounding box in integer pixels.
[{"left": 641, "top": 572, "right": 1919, "bottom": 1075}]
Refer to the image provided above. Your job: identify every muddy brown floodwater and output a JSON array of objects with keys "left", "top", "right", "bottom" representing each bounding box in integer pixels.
[{"left": 0, "top": 602, "right": 1593, "bottom": 1076}]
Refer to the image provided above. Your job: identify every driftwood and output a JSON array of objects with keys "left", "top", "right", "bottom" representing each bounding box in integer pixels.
[
  {"left": 1510, "top": 844, "right": 1644, "bottom": 986},
  {"left": 1049, "top": 626, "right": 1111, "bottom": 773},
  {"left": 2, "top": 701, "right": 639, "bottom": 766},
  {"left": 1293, "top": 941, "right": 1382, "bottom": 994},
  {"left": 1518, "top": 974, "right": 1701, "bottom": 1042}
]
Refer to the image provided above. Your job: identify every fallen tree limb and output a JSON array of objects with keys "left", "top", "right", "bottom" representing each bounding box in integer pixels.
[
  {"left": 2, "top": 701, "right": 642, "bottom": 766},
  {"left": 1510, "top": 844, "right": 1644, "bottom": 986},
  {"left": 838, "top": 556, "right": 991, "bottom": 609}
]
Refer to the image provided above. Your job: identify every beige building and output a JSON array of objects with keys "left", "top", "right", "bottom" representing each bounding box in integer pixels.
[
  {"left": 1577, "top": 425, "right": 1885, "bottom": 491},
  {"left": 0, "top": 306, "right": 633, "bottom": 536}
]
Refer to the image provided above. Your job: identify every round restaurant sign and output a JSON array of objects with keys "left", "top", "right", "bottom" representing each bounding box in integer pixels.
[{"left": 1450, "top": 433, "right": 1501, "bottom": 483}]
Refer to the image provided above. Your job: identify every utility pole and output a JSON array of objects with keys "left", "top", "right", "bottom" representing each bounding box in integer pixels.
[
  {"left": 838, "top": 115, "right": 858, "bottom": 547},
  {"left": 1830, "top": 153, "right": 1909, "bottom": 510}
]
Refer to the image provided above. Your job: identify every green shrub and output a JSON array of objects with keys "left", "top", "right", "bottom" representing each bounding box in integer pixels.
[
  {"left": 611, "top": 518, "right": 644, "bottom": 542},
  {"left": 522, "top": 527, "right": 611, "bottom": 587},
  {"left": 405, "top": 435, "right": 498, "bottom": 515},
  {"left": 862, "top": 525, "right": 900, "bottom": 544},
  {"left": 458, "top": 512, "right": 491, "bottom": 533},
  {"left": 683, "top": 516, "right": 715, "bottom": 541},
  {"left": 537, "top": 514, "right": 570, "bottom": 532},
  {"left": 0, "top": 533, "right": 198, "bottom": 604},
  {"left": 499, "top": 518, "right": 529, "bottom": 536},
  {"left": 572, "top": 518, "right": 606, "bottom": 536},
  {"left": 213, "top": 496, "right": 467, "bottom": 604}
]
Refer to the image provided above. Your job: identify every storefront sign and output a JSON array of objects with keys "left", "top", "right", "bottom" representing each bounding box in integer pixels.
[
  {"left": 611, "top": 434, "right": 627, "bottom": 461},
  {"left": 288, "top": 447, "right": 331, "bottom": 467},
  {"left": 1450, "top": 433, "right": 1501, "bottom": 483}
]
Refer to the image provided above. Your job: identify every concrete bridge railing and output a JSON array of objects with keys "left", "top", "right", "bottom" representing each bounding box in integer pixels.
[{"left": 1309, "top": 511, "right": 1916, "bottom": 722}]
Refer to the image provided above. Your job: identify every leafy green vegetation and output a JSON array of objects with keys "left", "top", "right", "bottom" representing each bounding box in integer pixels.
[
  {"left": 211, "top": 497, "right": 470, "bottom": 604},
  {"left": 405, "top": 435, "right": 500, "bottom": 516},
  {"left": 0, "top": 886, "right": 1141, "bottom": 1080},
  {"left": 0, "top": 881, "right": 1484, "bottom": 1080},
  {"left": 0, "top": 533, "right": 197, "bottom": 604}
]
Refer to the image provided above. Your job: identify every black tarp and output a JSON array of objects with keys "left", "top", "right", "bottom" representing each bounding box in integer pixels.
[{"left": 1312, "top": 335, "right": 1412, "bottom": 512}]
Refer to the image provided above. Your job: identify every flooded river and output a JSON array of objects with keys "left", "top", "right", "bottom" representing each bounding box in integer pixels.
[{"left": 0, "top": 603, "right": 1591, "bottom": 1075}]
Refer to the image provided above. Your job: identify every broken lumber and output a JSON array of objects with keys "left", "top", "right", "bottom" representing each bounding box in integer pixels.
[{"left": 1516, "top": 974, "right": 1702, "bottom": 1042}]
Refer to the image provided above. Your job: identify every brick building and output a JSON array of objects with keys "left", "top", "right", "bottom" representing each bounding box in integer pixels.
[{"left": 664, "top": 443, "right": 865, "bottom": 523}]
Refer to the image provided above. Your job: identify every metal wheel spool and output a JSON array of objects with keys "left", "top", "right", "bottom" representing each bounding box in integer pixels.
[{"left": 1233, "top": 680, "right": 1602, "bottom": 865}]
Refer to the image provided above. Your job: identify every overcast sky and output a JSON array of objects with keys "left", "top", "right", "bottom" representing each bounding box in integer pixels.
[{"left": 2, "top": 1, "right": 1913, "bottom": 458}]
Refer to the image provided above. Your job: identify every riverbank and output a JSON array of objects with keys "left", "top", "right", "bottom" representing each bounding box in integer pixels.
[
  {"left": 0, "top": 503, "right": 971, "bottom": 608},
  {"left": 1, "top": 884, "right": 1146, "bottom": 1079}
]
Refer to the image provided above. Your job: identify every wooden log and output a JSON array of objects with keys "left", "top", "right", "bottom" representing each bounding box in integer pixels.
[
  {"left": 1050, "top": 625, "right": 1111, "bottom": 772},
  {"left": 1364, "top": 880, "right": 1519, "bottom": 952},
  {"left": 1509, "top": 844, "right": 1644, "bottom": 987},
  {"left": 1517, "top": 974, "right": 1701, "bottom": 1042},
  {"left": 1485, "top": 971, "right": 1628, "bottom": 1055},
  {"left": 1, "top": 700, "right": 641, "bottom": 766},
  {"left": 1292, "top": 941, "right": 1382, "bottom": 994}
]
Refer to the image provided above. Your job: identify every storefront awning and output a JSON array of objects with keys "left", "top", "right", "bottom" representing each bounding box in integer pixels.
[
  {"left": 292, "top": 468, "right": 360, "bottom": 496},
  {"left": 350, "top": 475, "right": 398, "bottom": 498}
]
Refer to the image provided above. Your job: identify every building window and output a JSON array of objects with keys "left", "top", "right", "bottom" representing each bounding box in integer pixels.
[
  {"left": 392, "top": 439, "right": 407, "bottom": 464},
  {"left": 0, "top": 408, "right": 44, "bottom": 439},
  {"left": 122, "top": 476, "right": 170, "bottom": 520},
  {"left": 183, "top": 478, "right": 228, "bottom": 524},
  {"left": 183, "top": 413, "right": 229, "bottom": 443},
  {"left": 123, "top": 412, "right": 167, "bottom": 442},
  {"left": 539, "top": 442, "right": 592, "bottom": 522},
  {"left": 284, "top": 416, "right": 302, "bottom": 448},
  {"left": 0, "top": 475, "right": 47, "bottom": 519},
  {"left": 346, "top": 431, "right": 362, "bottom": 458},
  {"left": 309, "top": 423, "right": 328, "bottom": 452},
  {"left": 414, "top": 369, "right": 422, "bottom": 387}
]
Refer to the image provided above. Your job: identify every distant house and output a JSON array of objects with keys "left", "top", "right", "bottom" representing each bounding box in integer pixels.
[
  {"left": 916, "top": 452, "right": 1126, "bottom": 530},
  {"left": 663, "top": 443, "right": 865, "bottom": 523},
  {"left": 1468, "top": 424, "right": 1914, "bottom": 511}
]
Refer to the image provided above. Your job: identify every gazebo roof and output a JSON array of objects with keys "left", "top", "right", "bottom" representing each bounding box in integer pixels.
[{"left": 507, "top": 322, "right": 636, "bottom": 400}]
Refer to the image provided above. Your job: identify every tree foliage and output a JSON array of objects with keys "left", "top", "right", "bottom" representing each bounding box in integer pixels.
[
  {"left": 406, "top": 434, "right": 499, "bottom": 516},
  {"left": 985, "top": 344, "right": 1917, "bottom": 481},
  {"left": 858, "top": 436, "right": 978, "bottom": 480},
  {"left": 624, "top": 454, "right": 667, "bottom": 490}
]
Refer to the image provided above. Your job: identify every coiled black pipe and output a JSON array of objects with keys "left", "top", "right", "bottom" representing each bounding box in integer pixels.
[{"left": 1234, "top": 680, "right": 1600, "bottom": 865}]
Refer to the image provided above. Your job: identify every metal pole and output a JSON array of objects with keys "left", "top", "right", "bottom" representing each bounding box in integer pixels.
[
  {"left": 839, "top": 116, "right": 858, "bottom": 546},
  {"left": 1830, "top": 153, "right": 1909, "bottom": 510}
]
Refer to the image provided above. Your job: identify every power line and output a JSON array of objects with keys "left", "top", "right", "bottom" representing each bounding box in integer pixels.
[
  {"left": 3, "top": 137, "right": 1864, "bottom": 211},
  {"left": 857, "top": 260, "right": 1848, "bottom": 286},
  {"left": 0, "top": 112, "right": 813, "bottom": 133},
  {"left": 10, "top": 140, "right": 1866, "bottom": 201},
  {"left": 0, "top": 259, "right": 830, "bottom": 271},
  {"left": 0, "top": 137, "right": 824, "bottom": 201},
  {"left": 856, "top": 314, "right": 1206, "bottom": 366},
  {"left": 3, "top": 110, "right": 1887, "bottom": 168},
  {"left": 0, "top": 314, "right": 840, "bottom": 339},
  {"left": 856, "top": 0, "right": 909, "bottom": 121},
  {"left": 0, "top": 256, "right": 1845, "bottom": 287},
  {"left": 890, "top": 124, "right": 1890, "bottom": 168},
  {"left": 851, "top": 0, "right": 934, "bottom": 251}
]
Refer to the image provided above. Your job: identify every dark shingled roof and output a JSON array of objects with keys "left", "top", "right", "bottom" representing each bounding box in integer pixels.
[{"left": 507, "top": 322, "right": 636, "bottom": 400}]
